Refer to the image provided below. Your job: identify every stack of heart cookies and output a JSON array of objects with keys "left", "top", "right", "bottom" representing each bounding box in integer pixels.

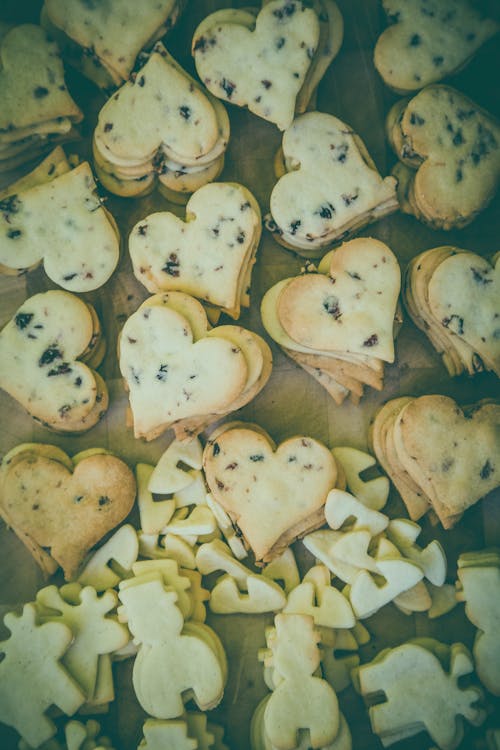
[
  {"left": 93, "top": 43, "right": 229, "bottom": 200},
  {"left": 129, "top": 182, "right": 261, "bottom": 319},
  {"left": 0, "top": 443, "right": 136, "bottom": 579},
  {"left": 203, "top": 422, "right": 339, "bottom": 564},
  {"left": 41, "top": 0, "right": 184, "bottom": 90},
  {"left": 0, "top": 25, "right": 82, "bottom": 174},
  {"left": 261, "top": 237, "right": 401, "bottom": 404},
  {"left": 387, "top": 85, "right": 500, "bottom": 229},
  {"left": 403, "top": 247, "right": 500, "bottom": 377},
  {"left": 266, "top": 111, "right": 398, "bottom": 256},
  {"left": 370, "top": 395, "right": 500, "bottom": 529},
  {"left": 192, "top": 0, "right": 343, "bottom": 130},
  {"left": 0, "top": 290, "right": 108, "bottom": 433},
  {"left": 118, "top": 292, "right": 272, "bottom": 441},
  {"left": 0, "top": 160, "right": 120, "bottom": 291}
]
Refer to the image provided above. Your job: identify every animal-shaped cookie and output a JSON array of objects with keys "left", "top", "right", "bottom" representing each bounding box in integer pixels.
[
  {"left": 374, "top": 0, "right": 499, "bottom": 93},
  {"left": 0, "top": 163, "right": 120, "bottom": 290},
  {"left": 203, "top": 423, "right": 338, "bottom": 563},
  {"left": 119, "top": 293, "right": 271, "bottom": 441},
  {"left": 0, "top": 24, "right": 82, "bottom": 172},
  {"left": 42, "top": 0, "right": 183, "bottom": 88},
  {"left": 267, "top": 112, "right": 398, "bottom": 255},
  {"left": 0, "top": 291, "right": 108, "bottom": 432},
  {"left": 356, "top": 640, "right": 485, "bottom": 748},
  {"left": 129, "top": 182, "right": 261, "bottom": 318},
  {"left": 93, "top": 43, "right": 229, "bottom": 199},
  {"left": 389, "top": 85, "right": 500, "bottom": 229},
  {"left": 0, "top": 444, "right": 136, "bottom": 579},
  {"left": 192, "top": 1, "right": 320, "bottom": 130}
]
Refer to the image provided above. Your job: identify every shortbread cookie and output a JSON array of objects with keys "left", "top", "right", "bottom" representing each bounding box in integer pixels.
[
  {"left": 375, "top": 0, "right": 499, "bottom": 93},
  {"left": 0, "top": 146, "right": 70, "bottom": 200},
  {"left": 129, "top": 182, "right": 261, "bottom": 318},
  {"left": 192, "top": 0, "right": 320, "bottom": 130},
  {"left": 0, "top": 291, "right": 108, "bottom": 432},
  {"left": 404, "top": 247, "right": 500, "bottom": 377},
  {"left": 267, "top": 112, "right": 398, "bottom": 255},
  {"left": 261, "top": 237, "right": 401, "bottom": 404},
  {"left": 119, "top": 292, "right": 271, "bottom": 441},
  {"left": 0, "top": 444, "right": 136, "bottom": 579},
  {"left": 203, "top": 423, "right": 338, "bottom": 563},
  {"left": 93, "top": 43, "right": 229, "bottom": 199},
  {"left": 41, "top": 0, "right": 184, "bottom": 89},
  {"left": 0, "top": 162, "right": 120, "bottom": 291},
  {"left": 388, "top": 85, "right": 500, "bottom": 229},
  {"left": 0, "top": 25, "right": 82, "bottom": 173}
]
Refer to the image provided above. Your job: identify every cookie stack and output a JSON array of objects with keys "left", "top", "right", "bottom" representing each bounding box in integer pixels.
[
  {"left": 370, "top": 395, "right": 500, "bottom": 528},
  {"left": 261, "top": 238, "right": 401, "bottom": 405},
  {"left": 129, "top": 182, "right": 261, "bottom": 319},
  {"left": 41, "top": 0, "right": 184, "bottom": 90},
  {"left": 387, "top": 85, "right": 500, "bottom": 229},
  {"left": 93, "top": 43, "right": 229, "bottom": 200},
  {"left": 119, "top": 293, "right": 272, "bottom": 441},
  {"left": 266, "top": 112, "right": 398, "bottom": 256},
  {"left": 404, "top": 246, "right": 500, "bottom": 377},
  {"left": 0, "top": 160, "right": 120, "bottom": 291},
  {"left": 0, "top": 291, "right": 108, "bottom": 433},
  {"left": 203, "top": 423, "right": 339, "bottom": 564},
  {"left": 192, "top": 0, "right": 343, "bottom": 130},
  {"left": 0, "top": 25, "right": 82, "bottom": 174}
]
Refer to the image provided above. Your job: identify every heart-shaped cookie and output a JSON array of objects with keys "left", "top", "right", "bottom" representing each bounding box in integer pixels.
[
  {"left": 43, "top": 0, "right": 182, "bottom": 87},
  {"left": 192, "top": 0, "right": 320, "bottom": 130},
  {"left": 119, "top": 293, "right": 256, "bottom": 440},
  {"left": 268, "top": 112, "right": 397, "bottom": 254},
  {"left": 374, "top": 0, "right": 499, "bottom": 93},
  {"left": 0, "top": 24, "right": 82, "bottom": 132},
  {"left": 93, "top": 44, "right": 229, "bottom": 198},
  {"left": 0, "top": 163, "right": 120, "bottom": 290},
  {"left": 0, "top": 445, "right": 136, "bottom": 579},
  {"left": 203, "top": 424, "right": 338, "bottom": 563},
  {"left": 392, "top": 85, "right": 500, "bottom": 229},
  {"left": 0, "top": 290, "right": 108, "bottom": 432},
  {"left": 129, "top": 182, "right": 261, "bottom": 318},
  {"left": 394, "top": 396, "right": 500, "bottom": 521},
  {"left": 277, "top": 237, "right": 401, "bottom": 362},
  {"left": 427, "top": 252, "right": 500, "bottom": 376}
]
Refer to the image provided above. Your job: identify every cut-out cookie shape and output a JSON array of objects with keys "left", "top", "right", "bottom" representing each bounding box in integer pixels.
[
  {"left": 331, "top": 446, "right": 389, "bottom": 510},
  {"left": 78, "top": 524, "right": 139, "bottom": 591},
  {"left": 403, "top": 246, "right": 500, "bottom": 377},
  {"left": 261, "top": 613, "right": 340, "bottom": 749},
  {"left": 0, "top": 604, "right": 85, "bottom": 748},
  {"left": 148, "top": 437, "right": 203, "bottom": 494},
  {"left": 325, "top": 489, "right": 389, "bottom": 537},
  {"left": 0, "top": 162, "right": 120, "bottom": 290},
  {"left": 0, "top": 145, "right": 71, "bottom": 200},
  {"left": 387, "top": 519, "right": 446, "bottom": 586},
  {"left": 457, "top": 553, "right": 500, "bottom": 696},
  {"left": 203, "top": 423, "right": 338, "bottom": 563},
  {"left": 374, "top": 0, "right": 499, "bottom": 93},
  {"left": 349, "top": 557, "right": 424, "bottom": 619},
  {"left": 139, "top": 713, "right": 229, "bottom": 750},
  {"left": 129, "top": 182, "right": 261, "bottom": 319},
  {"left": 283, "top": 564, "right": 356, "bottom": 629},
  {"left": 388, "top": 85, "right": 500, "bottom": 229},
  {"left": 0, "top": 443, "right": 136, "bottom": 579},
  {"left": 261, "top": 237, "right": 401, "bottom": 404},
  {"left": 118, "top": 575, "right": 226, "bottom": 717},
  {"left": 266, "top": 111, "right": 397, "bottom": 255},
  {"left": 93, "top": 43, "right": 229, "bottom": 200},
  {"left": 119, "top": 293, "right": 271, "bottom": 441},
  {"left": 0, "top": 291, "right": 108, "bottom": 432},
  {"left": 35, "top": 584, "right": 129, "bottom": 700},
  {"left": 356, "top": 639, "right": 485, "bottom": 749},
  {"left": 192, "top": 1, "right": 320, "bottom": 130},
  {"left": 42, "top": 0, "right": 183, "bottom": 89},
  {"left": 0, "top": 24, "right": 82, "bottom": 173}
]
